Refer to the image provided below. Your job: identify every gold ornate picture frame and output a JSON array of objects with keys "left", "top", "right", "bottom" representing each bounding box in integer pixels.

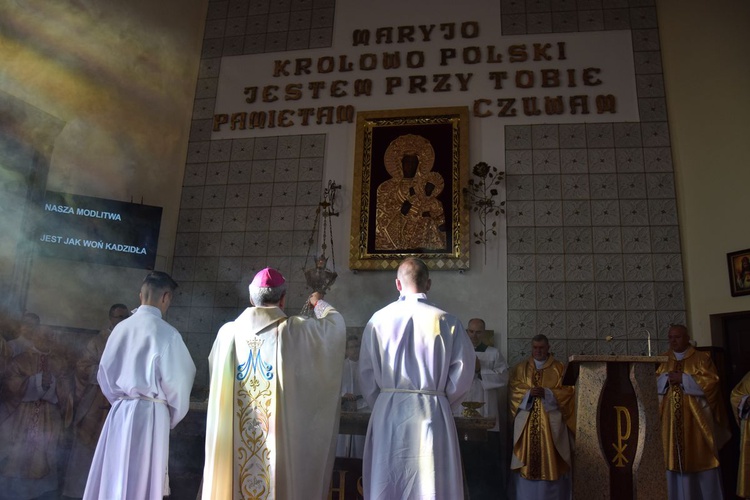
[{"left": 350, "top": 107, "right": 470, "bottom": 271}]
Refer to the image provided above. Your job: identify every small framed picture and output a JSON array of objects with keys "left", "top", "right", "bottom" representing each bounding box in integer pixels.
[{"left": 727, "top": 248, "right": 750, "bottom": 297}]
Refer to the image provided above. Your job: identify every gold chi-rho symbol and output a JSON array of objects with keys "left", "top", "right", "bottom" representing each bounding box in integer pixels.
[{"left": 611, "top": 405, "right": 631, "bottom": 467}]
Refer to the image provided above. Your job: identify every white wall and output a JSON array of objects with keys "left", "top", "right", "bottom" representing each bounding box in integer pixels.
[{"left": 657, "top": 0, "right": 750, "bottom": 344}]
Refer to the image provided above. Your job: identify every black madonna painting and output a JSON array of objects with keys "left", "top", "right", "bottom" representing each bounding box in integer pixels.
[{"left": 350, "top": 107, "right": 469, "bottom": 270}]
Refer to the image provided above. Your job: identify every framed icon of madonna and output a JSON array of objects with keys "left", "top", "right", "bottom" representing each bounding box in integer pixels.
[
  {"left": 349, "top": 107, "right": 470, "bottom": 271},
  {"left": 728, "top": 248, "right": 750, "bottom": 297}
]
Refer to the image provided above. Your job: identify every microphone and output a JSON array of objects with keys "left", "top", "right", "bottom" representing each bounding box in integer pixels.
[{"left": 604, "top": 329, "right": 652, "bottom": 356}]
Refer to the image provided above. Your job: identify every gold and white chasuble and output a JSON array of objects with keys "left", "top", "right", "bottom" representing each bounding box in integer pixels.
[
  {"left": 508, "top": 355, "right": 575, "bottom": 481},
  {"left": 656, "top": 347, "right": 731, "bottom": 473},
  {"left": 202, "top": 303, "right": 346, "bottom": 500},
  {"left": 732, "top": 371, "right": 750, "bottom": 498},
  {"left": 234, "top": 325, "right": 279, "bottom": 498}
]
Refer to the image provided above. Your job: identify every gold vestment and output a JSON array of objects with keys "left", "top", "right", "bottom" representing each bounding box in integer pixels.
[
  {"left": 508, "top": 355, "right": 575, "bottom": 481},
  {"left": 656, "top": 347, "right": 731, "bottom": 473},
  {"left": 0, "top": 347, "right": 73, "bottom": 480},
  {"left": 72, "top": 331, "right": 111, "bottom": 447},
  {"left": 63, "top": 330, "right": 112, "bottom": 496},
  {"left": 202, "top": 303, "right": 346, "bottom": 500},
  {"left": 731, "top": 371, "right": 750, "bottom": 498}
]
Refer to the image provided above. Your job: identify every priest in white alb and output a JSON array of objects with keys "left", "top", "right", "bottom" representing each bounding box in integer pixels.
[
  {"left": 83, "top": 271, "right": 196, "bottom": 500},
  {"left": 359, "top": 257, "right": 475, "bottom": 500}
]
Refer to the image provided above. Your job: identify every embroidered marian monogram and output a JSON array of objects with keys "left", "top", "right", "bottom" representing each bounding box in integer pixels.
[
  {"left": 237, "top": 336, "right": 274, "bottom": 381},
  {"left": 235, "top": 333, "right": 276, "bottom": 499}
]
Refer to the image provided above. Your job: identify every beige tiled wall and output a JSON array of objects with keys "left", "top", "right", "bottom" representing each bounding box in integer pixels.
[{"left": 177, "top": 0, "right": 684, "bottom": 385}]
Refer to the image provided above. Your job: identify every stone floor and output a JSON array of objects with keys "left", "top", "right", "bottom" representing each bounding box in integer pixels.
[{"left": 53, "top": 406, "right": 509, "bottom": 500}]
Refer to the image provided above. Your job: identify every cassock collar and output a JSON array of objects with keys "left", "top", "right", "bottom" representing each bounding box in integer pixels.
[
  {"left": 237, "top": 305, "right": 287, "bottom": 333},
  {"left": 671, "top": 346, "right": 695, "bottom": 361},
  {"left": 399, "top": 292, "right": 428, "bottom": 301},
  {"left": 531, "top": 355, "right": 555, "bottom": 370},
  {"left": 475, "top": 343, "right": 488, "bottom": 353},
  {"left": 137, "top": 305, "right": 163, "bottom": 319}
]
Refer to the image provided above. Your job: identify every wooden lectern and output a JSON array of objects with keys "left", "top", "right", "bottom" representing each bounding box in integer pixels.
[{"left": 563, "top": 355, "right": 668, "bottom": 500}]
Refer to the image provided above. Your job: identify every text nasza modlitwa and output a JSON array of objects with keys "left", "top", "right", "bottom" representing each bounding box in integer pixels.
[
  {"left": 45, "top": 203, "right": 122, "bottom": 220},
  {"left": 40, "top": 203, "right": 148, "bottom": 256}
]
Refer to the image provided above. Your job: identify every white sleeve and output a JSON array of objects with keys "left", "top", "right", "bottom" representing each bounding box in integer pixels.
[
  {"left": 681, "top": 373, "right": 705, "bottom": 397},
  {"left": 518, "top": 391, "right": 533, "bottom": 411},
  {"left": 656, "top": 373, "right": 669, "bottom": 394},
  {"left": 740, "top": 396, "right": 750, "bottom": 419},
  {"left": 359, "top": 321, "right": 380, "bottom": 410},
  {"left": 479, "top": 349, "right": 509, "bottom": 391},
  {"left": 161, "top": 332, "right": 197, "bottom": 429},
  {"left": 541, "top": 387, "right": 560, "bottom": 412},
  {"left": 21, "top": 372, "right": 59, "bottom": 404}
]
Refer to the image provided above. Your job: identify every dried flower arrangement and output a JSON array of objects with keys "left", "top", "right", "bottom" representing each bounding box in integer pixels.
[{"left": 463, "top": 161, "right": 505, "bottom": 263}]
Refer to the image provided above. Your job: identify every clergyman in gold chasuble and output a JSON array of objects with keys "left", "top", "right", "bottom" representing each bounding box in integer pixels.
[
  {"left": 508, "top": 334, "right": 575, "bottom": 499},
  {"left": 731, "top": 371, "right": 750, "bottom": 499},
  {"left": 656, "top": 324, "right": 731, "bottom": 500}
]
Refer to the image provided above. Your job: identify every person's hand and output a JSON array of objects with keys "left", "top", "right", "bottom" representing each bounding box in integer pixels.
[
  {"left": 475, "top": 357, "right": 481, "bottom": 373},
  {"left": 530, "top": 386, "right": 545, "bottom": 398},
  {"left": 342, "top": 393, "right": 357, "bottom": 401},
  {"left": 667, "top": 371, "right": 682, "bottom": 385},
  {"left": 308, "top": 292, "right": 324, "bottom": 308}
]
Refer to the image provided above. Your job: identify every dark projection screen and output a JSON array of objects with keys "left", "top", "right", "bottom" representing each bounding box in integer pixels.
[{"left": 35, "top": 191, "right": 162, "bottom": 269}]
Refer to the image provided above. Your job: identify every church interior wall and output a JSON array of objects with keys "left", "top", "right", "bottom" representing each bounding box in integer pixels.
[
  {"left": 174, "top": 0, "right": 685, "bottom": 391},
  {"left": 0, "top": 0, "right": 748, "bottom": 393},
  {"left": 0, "top": 0, "right": 209, "bottom": 330}
]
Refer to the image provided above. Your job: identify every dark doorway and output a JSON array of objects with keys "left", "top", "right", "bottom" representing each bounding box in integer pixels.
[{"left": 710, "top": 310, "right": 750, "bottom": 499}]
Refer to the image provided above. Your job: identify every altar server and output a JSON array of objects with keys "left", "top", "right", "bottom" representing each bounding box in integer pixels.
[
  {"left": 359, "top": 257, "right": 475, "bottom": 500},
  {"left": 84, "top": 271, "right": 196, "bottom": 500}
]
